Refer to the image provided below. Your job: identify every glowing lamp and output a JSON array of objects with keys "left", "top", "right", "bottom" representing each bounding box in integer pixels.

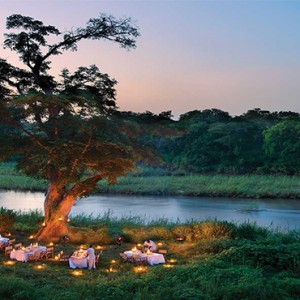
[
  {"left": 133, "top": 266, "right": 148, "bottom": 273},
  {"left": 157, "top": 242, "right": 163, "bottom": 246},
  {"left": 137, "top": 243, "right": 143, "bottom": 247},
  {"left": 131, "top": 246, "right": 137, "bottom": 252},
  {"left": 54, "top": 255, "right": 59, "bottom": 260},
  {"left": 42, "top": 222, "right": 46, "bottom": 227},
  {"left": 58, "top": 216, "right": 63, "bottom": 221},
  {"left": 111, "top": 259, "right": 116, "bottom": 264},
  {"left": 106, "top": 267, "right": 117, "bottom": 273},
  {"left": 169, "top": 259, "right": 177, "bottom": 264},
  {"left": 67, "top": 218, "right": 71, "bottom": 223},
  {"left": 72, "top": 270, "right": 83, "bottom": 276},
  {"left": 49, "top": 242, "right": 54, "bottom": 246},
  {"left": 29, "top": 235, "right": 34, "bottom": 240},
  {"left": 96, "top": 245, "right": 103, "bottom": 250},
  {"left": 176, "top": 236, "right": 185, "bottom": 242},
  {"left": 163, "top": 264, "right": 174, "bottom": 268},
  {"left": 4, "top": 260, "right": 16, "bottom": 266},
  {"left": 7, "top": 233, "right": 12, "bottom": 237},
  {"left": 34, "top": 264, "right": 46, "bottom": 270}
]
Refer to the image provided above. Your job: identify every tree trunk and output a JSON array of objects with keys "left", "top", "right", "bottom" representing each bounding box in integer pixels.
[
  {"left": 35, "top": 175, "right": 103, "bottom": 242},
  {"left": 35, "top": 181, "right": 76, "bottom": 242}
]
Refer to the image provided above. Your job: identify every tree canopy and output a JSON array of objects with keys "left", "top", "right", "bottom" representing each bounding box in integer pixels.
[{"left": 0, "top": 13, "right": 141, "bottom": 241}]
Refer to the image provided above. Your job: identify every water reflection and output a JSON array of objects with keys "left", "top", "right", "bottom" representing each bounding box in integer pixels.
[{"left": 0, "top": 190, "right": 299, "bottom": 231}]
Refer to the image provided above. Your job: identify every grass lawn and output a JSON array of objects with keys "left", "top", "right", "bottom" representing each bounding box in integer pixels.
[{"left": 0, "top": 210, "right": 299, "bottom": 299}]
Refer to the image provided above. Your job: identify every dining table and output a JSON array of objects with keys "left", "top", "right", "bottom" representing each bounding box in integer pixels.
[
  {"left": 0, "top": 236, "right": 9, "bottom": 249},
  {"left": 124, "top": 250, "right": 165, "bottom": 266},
  {"left": 69, "top": 250, "right": 88, "bottom": 269},
  {"left": 10, "top": 245, "right": 47, "bottom": 262}
]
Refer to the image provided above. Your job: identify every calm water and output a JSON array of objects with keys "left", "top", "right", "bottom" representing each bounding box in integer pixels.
[{"left": 0, "top": 190, "right": 299, "bottom": 231}]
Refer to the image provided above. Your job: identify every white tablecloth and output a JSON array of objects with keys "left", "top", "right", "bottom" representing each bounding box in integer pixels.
[
  {"left": 10, "top": 246, "right": 47, "bottom": 262},
  {"left": 124, "top": 251, "right": 165, "bottom": 266},
  {"left": 0, "top": 237, "right": 9, "bottom": 243},
  {"left": 0, "top": 237, "right": 9, "bottom": 248},
  {"left": 69, "top": 251, "right": 88, "bottom": 269}
]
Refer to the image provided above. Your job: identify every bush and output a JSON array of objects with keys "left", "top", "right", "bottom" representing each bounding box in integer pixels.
[
  {"left": 222, "top": 241, "right": 300, "bottom": 271},
  {"left": 234, "top": 222, "right": 269, "bottom": 240},
  {"left": 0, "top": 207, "right": 16, "bottom": 232}
]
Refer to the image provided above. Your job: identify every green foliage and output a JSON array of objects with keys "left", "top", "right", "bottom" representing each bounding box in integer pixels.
[
  {"left": 0, "top": 213, "right": 299, "bottom": 299},
  {"left": 264, "top": 119, "right": 300, "bottom": 174},
  {"left": 234, "top": 222, "right": 270, "bottom": 240},
  {"left": 0, "top": 207, "right": 16, "bottom": 232},
  {"left": 222, "top": 241, "right": 300, "bottom": 271}
]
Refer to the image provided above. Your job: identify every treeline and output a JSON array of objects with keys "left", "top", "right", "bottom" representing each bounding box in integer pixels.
[{"left": 118, "top": 108, "right": 300, "bottom": 175}]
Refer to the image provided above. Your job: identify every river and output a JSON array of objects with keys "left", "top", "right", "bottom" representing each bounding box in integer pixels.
[{"left": 0, "top": 190, "right": 299, "bottom": 231}]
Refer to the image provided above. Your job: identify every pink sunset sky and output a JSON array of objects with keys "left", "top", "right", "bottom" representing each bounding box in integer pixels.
[{"left": 1, "top": 0, "right": 300, "bottom": 118}]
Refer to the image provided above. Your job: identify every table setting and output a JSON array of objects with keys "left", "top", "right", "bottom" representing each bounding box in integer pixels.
[
  {"left": 69, "top": 249, "right": 88, "bottom": 269},
  {"left": 0, "top": 235, "right": 10, "bottom": 248},
  {"left": 10, "top": 243, "right": 47, "bottom": 262},
  {"left": 124, "top": 247, "right": 165, "bottom": 266}
]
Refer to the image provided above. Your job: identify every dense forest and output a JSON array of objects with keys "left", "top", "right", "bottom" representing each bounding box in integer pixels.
[{"left": 118, "top": 108, "right": 300, "bottom": 175}]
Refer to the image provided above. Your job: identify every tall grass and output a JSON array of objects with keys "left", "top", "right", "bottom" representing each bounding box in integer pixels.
[
  {"left": 1, "top": 162, "right": 300, "bottom": 198},
  {"left": 98, "top": 174, "right": 300, "bottom": 198},
  {"left": 0, "top": 212, "right": 299, "bottom": 300}
]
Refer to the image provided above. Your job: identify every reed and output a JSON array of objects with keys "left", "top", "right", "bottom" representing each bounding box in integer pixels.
[{"left": 1, "top": 162, "right": 300, "bottom": 198}]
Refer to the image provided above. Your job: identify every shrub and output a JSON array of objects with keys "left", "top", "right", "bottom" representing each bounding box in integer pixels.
[
  {"left": 234, "top": 222, "right": 269, "bottom": 240},
  {"left": 0, "top": 207, "right": 16, "bottom": 232},
  {"left": 123, "top": 226, "right": 173, "bottom": 243}
]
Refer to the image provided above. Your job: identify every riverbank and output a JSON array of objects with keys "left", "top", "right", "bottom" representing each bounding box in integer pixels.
[
  {"left": 1, "top": 163, "right": 300, "bottom": 199},
  {"left": 0, "top": 210, "right": 299, "bottom": 299}
]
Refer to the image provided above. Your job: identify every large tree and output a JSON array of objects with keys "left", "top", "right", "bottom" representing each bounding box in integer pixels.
[{"left": 0, "top": 14, "right": 140, "bottom": 241}]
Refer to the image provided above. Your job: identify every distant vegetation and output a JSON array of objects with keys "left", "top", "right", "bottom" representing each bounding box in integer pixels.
[{"left": 128, "top": 108, "right": 300, "bottom": 175}]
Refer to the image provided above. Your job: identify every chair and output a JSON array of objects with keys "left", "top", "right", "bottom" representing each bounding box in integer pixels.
[
  {"left": 132, "top": 254, "right": 147, "bottom": 265},
  {"left": 59, "top": 251, "right": 71, "bottom": 264},
  {"left": 14, "top": 243, "right": 22, "bottom": 250},
  {"left": 45, "top": 247, "right": 54, "bottom": 259},
  {"left": 119, "top": 253, "right": 128, "bottom": 262},
  {"left": 95, "top": 252, "right": 102, "bottom": 267},
  {"left": 8, "top": 239, "right": 16, "bottom": 246},
  {"left": 0, "top": 241, "right": 8, "bottom": 251},
  {"left": 5, "top": 246, "right": 13, "bottom": 257}
]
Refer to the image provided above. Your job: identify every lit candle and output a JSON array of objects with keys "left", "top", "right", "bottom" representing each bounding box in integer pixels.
[
  {"left": 72, "top": 270, "right": 83, "bottom": 276},
  {"left": 133, "top": 266, "right": 147, "bottom": 273},
  {"left": 163, "top": 264, "right": 174, "bottom": 268},
  {"left": 34, "top": 264, "right": 46, "bottom": 270},
  {"left": 4, "top": 260, "right": 16, "bottom": 266}
]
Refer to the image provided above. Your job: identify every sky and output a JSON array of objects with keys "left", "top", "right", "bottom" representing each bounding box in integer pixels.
[{"left": 0, "top": 0, "right": 300, "bottom": 118}]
